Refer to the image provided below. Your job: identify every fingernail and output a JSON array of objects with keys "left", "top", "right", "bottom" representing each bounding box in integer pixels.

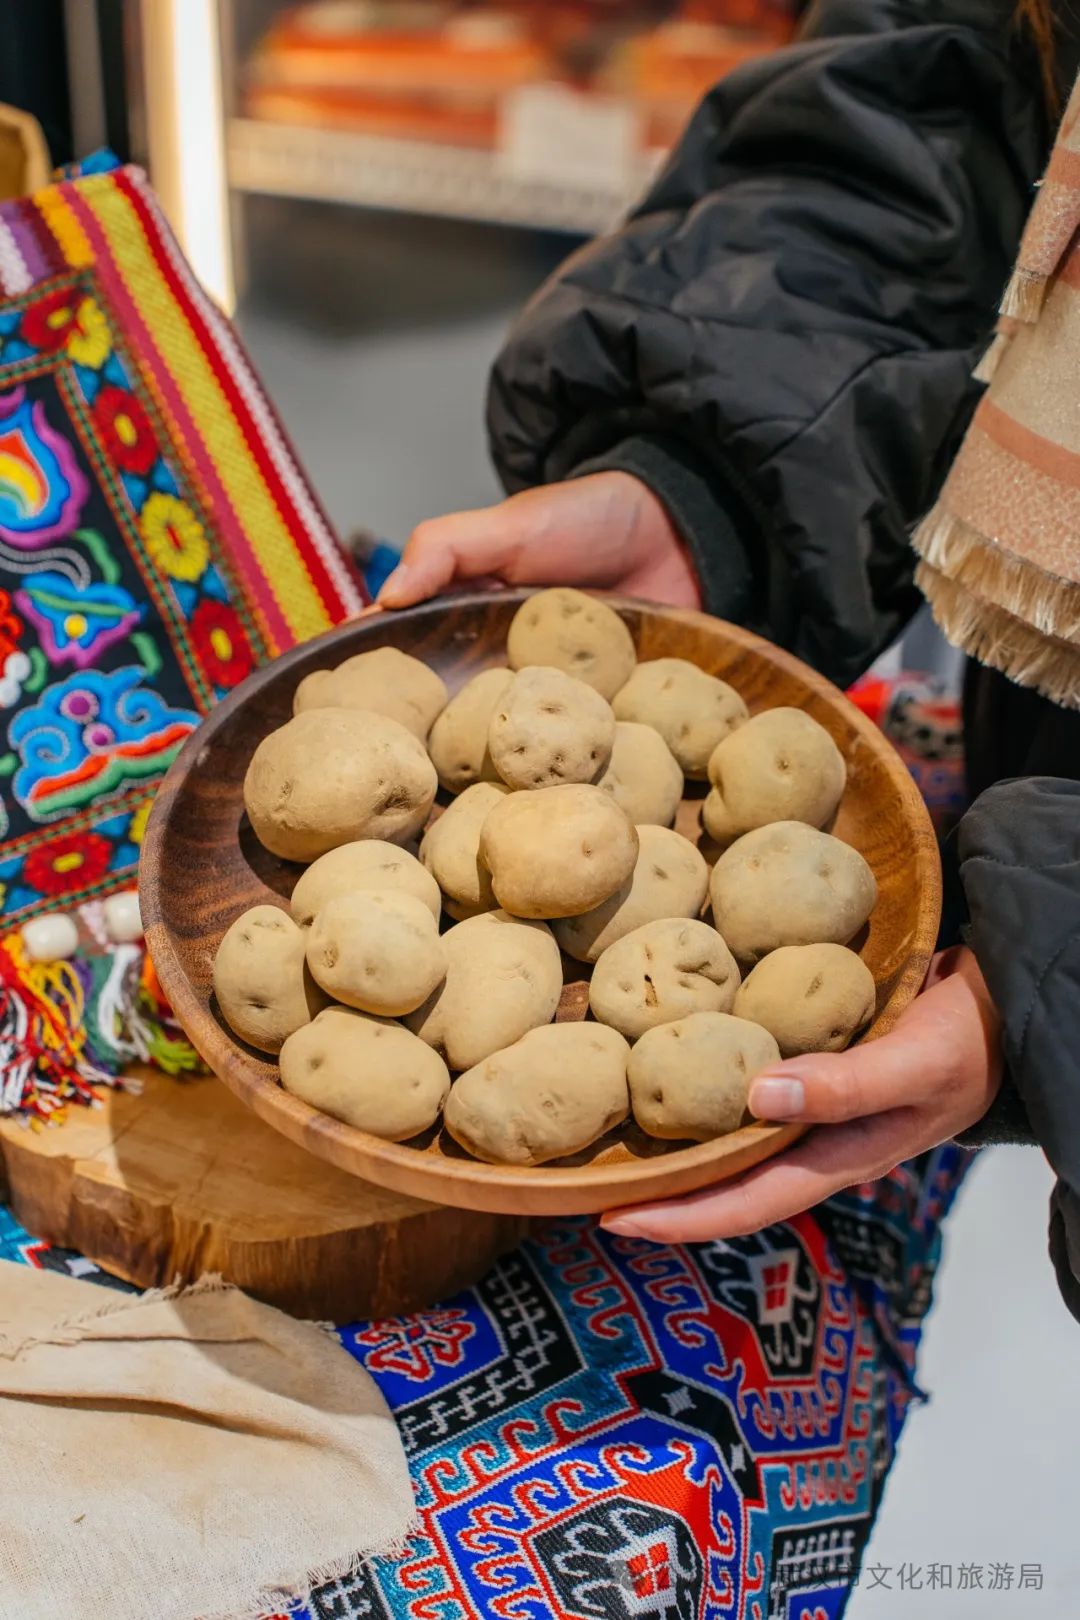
[
  {"left": 749, "top": 1076, "right": 805, "bottom": 1120},
  {"left": 601, "top": 1217, "right": 644, "bottom": 1238},
  {"left": 377, "top": 564, "right": 411, "bottom": 606}
]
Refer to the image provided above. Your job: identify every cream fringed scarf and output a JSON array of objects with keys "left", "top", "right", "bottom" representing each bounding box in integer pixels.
[{"left": 913, "top": 74, "right": 1080, "bottom": 709}]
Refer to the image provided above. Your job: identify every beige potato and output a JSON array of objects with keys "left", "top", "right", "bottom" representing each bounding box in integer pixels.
[
  {"left": 554, "top": 824, "right": 709, "bottom": 963},
  {"left": 628, "top": 1011, "right": 780, "bottom": 1141},
  {"left": 703, "top": 707, "right": 846, "bottom": 847},
  {"left": 293, "top": 646, "right": 447, "bottom": 739},
  {"left": 488, "top": 665, "right": 615, "bottom": 790},
  {"left": 280, "top": 1006, "right": 450, "bottom": 1140},
  {"left": 244, "top": 708, "right": 437, "bottom": 861},
  {"left": 427, "top": 667, "right": 512, "bottom": 793},
  {"left": 612, "top": 658, "right": 748, "bottom": 778},
  {"left": 420, "top": 781, "right": 511, "bottom": 921},
  {"left": 589, "top": 917, "right": 740, "bottom": 1040},
  {"left": 291, "top": 839, "right": 441, "bottom": 927},
  {"left": 479, "top": 783, "right": 638, "bottom": 919},
  {"left": 506, "top": 587, "right": 636, "bottom": 699},
  {"left": 212, "top": 905, "right": 323, "bottom": 1054},
  {"left": 596, "top": 721, "right": 684, "bottom": 827},
  {"left": 709, "top": 821, "right": 877, "bottom": 965},
  {"left": 306, "top": 891, "right": 446, "bottom": 1016},
  {"left": 734, "top": 943, "right": 876, "bottom": 1056},
  {"left": 445, "top": 1024, "right": 630, "bottom": 1166},
  {"left": 406, "top": 910, "right": 562, "bottom": 1071}
]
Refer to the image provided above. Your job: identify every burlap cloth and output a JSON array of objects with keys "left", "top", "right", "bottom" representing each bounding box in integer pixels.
[{"left": 0, "top": 1261, "right": 415, "bottom": 1620}]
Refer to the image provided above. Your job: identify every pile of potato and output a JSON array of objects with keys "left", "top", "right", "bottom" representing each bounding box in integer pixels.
[{"left": 213, "top": 589, "right": 878, "bottom": 1168}]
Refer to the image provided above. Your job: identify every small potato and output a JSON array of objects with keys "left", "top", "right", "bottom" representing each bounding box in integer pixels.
[
  {"left": 212, "top": 905, "right": 323, "bottom": 1053},
  {"left": 488, "top": 665, "right": 615, "bottom": 790},
  {"left": 628, "top": 1011, "right": 780, "bottom": 1141},
  {"left": 612, "top": 658, "right": 748, "bottom": 778},
  {"left": 596, "top": 721, "right": 684, "bottom": 827},
  {"left": 427, "top": 667, "right": 512, "bottom": 793},
  {"left": 709, "top": 822, "right": 877, "bottom": 965},
  {"left": 293, "top": 646, "right": 447, "bottom": 739},
  {"left": 589, "top": 917, "right": 740, "bottom": 1041},
  {"left": 445, "top": 1023, "right": 630, "bottom": 1165},
  {"left": 306, "top": 891, "right": 446, "bottom": 1016},
  {"left": 733, "top": 943, "right": 876, "bottom": 1056},
  {"left": 291, "top": 839, "right": 441, "bottom": 927},
  {"left": 406, "top": 909, "right": 562, "bottom": 1070},
  {"left": 554, "top": 824, "right": 709, "bottom": 963},
  {"left": 703, "top": 707, "right": 846, "bottom": 847},
  {"left": 244, "top": 708, "right": 437, "bottom": 861},
  {"left": 506, "top": 587, "right": 636, "bottom": 699},
  {"left": 280, "top": 1006, "right": 450, "bottom": 1140},
  {"left": 420, "top": 781, "right": 511, "bottom": 921},
  {"left": 479, "top": 783, "right": 638, "bottom": 919}
]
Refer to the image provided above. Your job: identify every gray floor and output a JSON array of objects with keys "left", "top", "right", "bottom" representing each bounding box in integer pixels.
[{"left": 237, "top": 201, "right": 1077, "bottom": 1616}]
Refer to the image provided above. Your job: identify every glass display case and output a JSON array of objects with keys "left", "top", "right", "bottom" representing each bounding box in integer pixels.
[{"left": 134, "top": 0, "right": 796, "bottom": 310}]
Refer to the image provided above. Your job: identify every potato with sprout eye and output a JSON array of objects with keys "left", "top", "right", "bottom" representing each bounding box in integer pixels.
[
  {"left": 478, "top": 783, "right": 638, "bottom": 919},
  {"left": 406, "top": 910, "right": 562, "bottom": 1071},
  {"left": 280, "top": 1007, "right": 450, "bottom": 1140},
  {"left": 612, "top": 658, "right": 747, "bottom": 778},
  {"left": 506, "top": 588, "right": 636, "bottom": 699},
  {"left": 703, "top": 707, "right": 846, "bottom": 848},
  {"left": 709, "top": 822, "right": 877, "bottom": 966},
  {"left": 213, "top": 905, "right": 323, "bottom": 1054},
  {"left": 444, "top": 1024, "right": 630, "bottom": 1165},
  {"left": 596, "top": 721, "right": 684, "bottom": 827},
  {"left": 627, "top": 1011, "right": 780, "bottom": 1141},
  {"left": 589, "top": 917, "right": 740, "bottom": 1040},
  {"left": 291, "top": 839, "right": 441, "bottom": 927},
  {"left": 244, "top": 708, "right": 436, "bottom": 861},
  {"left": 553, "top": 824, "right": 708, "bottom": 963},
  {"left": 306, "top": 891, "right": 446, "bottom": 1016},
  {"left": 293, "top": 646, "right": 447, "bottom": 739},
  {"left": 427, "top": 667, "right": 512, "bottom": 793},
  {"left": 488, "top": 666, "right": 615, "bottom": 790},
  {"left": 420, "top": 781, "right": 510, "bottom": 921},
  {"left": 733, "top": 943, "right": 876, "bottom": 1056}
]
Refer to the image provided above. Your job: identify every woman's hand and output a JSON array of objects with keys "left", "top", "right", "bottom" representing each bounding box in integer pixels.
[
  {"left": 377, "top": 473, "right": 701, "bottom": 611},
  {"left": 602, "top": 946, "right": 1004, "bottom": 1245}
]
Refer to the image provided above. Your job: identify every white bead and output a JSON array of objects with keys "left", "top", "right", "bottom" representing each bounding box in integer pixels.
[
  {"left": 103, "top": 889, "right": 143, "bottom": 944},
  {"left": 22, "top": 913, "right": 80, "bottom": 962}
]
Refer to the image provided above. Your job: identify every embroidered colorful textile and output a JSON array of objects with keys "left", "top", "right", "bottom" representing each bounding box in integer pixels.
[
  {"left": 0, "top": 1142, "right": 969, "bottom": 1620},
  {"left": 848, "top": 674, "right": 966, "bottom": 836},
  {"left": 0, "top": 155, "right": 366, "bottom": 1120}
]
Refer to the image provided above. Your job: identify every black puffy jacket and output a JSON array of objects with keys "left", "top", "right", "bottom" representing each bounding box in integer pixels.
[{"left": 487, "top": 0, "right": 1080, "bottom": 1317}]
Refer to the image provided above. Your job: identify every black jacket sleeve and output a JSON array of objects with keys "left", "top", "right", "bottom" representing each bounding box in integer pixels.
[
  {"left": 959, "top": 778, "right": 1080, "bottom": 1323},
  {"left": 487, "top": 0, "right": 1062, "bottom": 686}
]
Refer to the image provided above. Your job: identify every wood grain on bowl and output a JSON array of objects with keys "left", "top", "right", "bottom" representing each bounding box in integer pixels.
[{"left": 140, "top": 592, "right": 941, "bottom": 1217}]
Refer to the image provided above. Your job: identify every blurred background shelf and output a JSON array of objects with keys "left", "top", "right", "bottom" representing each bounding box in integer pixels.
[{"left": 226, "top": 114, "right": 662, "bottom": 232}]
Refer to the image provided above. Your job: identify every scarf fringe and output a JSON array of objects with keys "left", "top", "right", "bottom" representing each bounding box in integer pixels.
[
  {"left": 1000, "top": 265, "right": 1049, "bottom": 323},
  {"left": 913, "top": 506, "right": 1080, "bottom": 645},
  {"left": 0, "top": 918, "right": 202, "bottom": 1124},
  {"left": 972, "top": 329, "right": 1012, "bottom": 384},
  {"left": 916, "top": 560, "right": 1080, "bottom": 710}
]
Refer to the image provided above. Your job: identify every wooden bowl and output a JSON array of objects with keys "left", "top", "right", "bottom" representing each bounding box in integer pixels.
[{"left": 141, "top": 592, "right": 940, "bottom": 1216}]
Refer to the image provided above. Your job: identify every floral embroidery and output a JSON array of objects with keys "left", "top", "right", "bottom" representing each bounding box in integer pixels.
[
  {"left": 20, "top": 288, "right": 82, "bottom": 354},
  {"left": 16, "top": 572, "right": 142, "bottom": 670},
  {"left": 139, "top": 491, "right": 210, "bottom": 582},
  {"left": 0, "top": 385, "right": 89, "bottom": 545},
  {"left": 0, "top": 649, "right": 30, "bottom": 709},
  {"left": 10, "top": 666, "right": 199, "bottom": 822},
  {"left": 92, "top": 385, "right": 157, "bottom": 476},
  {"left": 190, "top": 598, "right": 253, "bottom": 689},
  {"left": 65, "top": 296, "right": 111, "bottom": 368},
  {"left": 23, "top": 829, "right": 112, "bottom": 897},
  {"left": 128, "top": 800, "right": 152, "bottom": 847}
]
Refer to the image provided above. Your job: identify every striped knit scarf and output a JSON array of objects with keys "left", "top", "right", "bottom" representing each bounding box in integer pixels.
[{"left": 914, "top": 73, "right": 1080, "bottom": 709}]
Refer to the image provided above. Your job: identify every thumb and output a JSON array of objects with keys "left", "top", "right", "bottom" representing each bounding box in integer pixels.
[
  {"left": 747, "top": 1025, "right": 940, "bottom": 1125},
  {"left": 378, "top": 504, "right": 526, "bottom": 608}
]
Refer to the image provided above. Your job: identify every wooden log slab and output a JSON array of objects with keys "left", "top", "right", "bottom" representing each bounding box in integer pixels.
[{"left": 0, "top": 1068, "right": 528, "bottom": 1321}]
